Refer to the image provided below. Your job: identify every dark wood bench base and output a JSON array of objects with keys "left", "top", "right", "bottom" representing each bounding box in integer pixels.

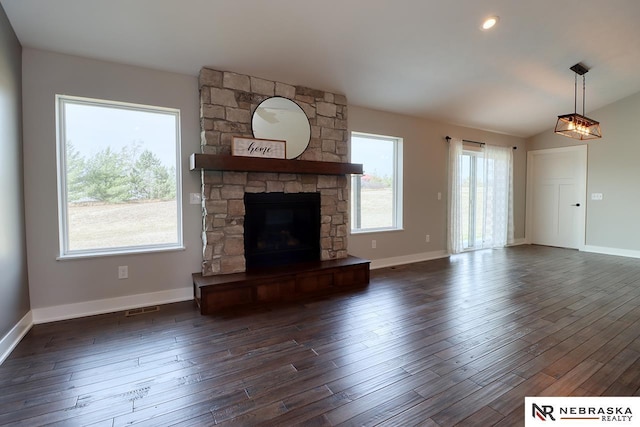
[{"left": 192, "top": 256, "right": 370, "bottom": 315}]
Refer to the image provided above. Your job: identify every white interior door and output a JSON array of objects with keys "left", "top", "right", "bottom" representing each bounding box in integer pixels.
[{"left": 526, "top": 146, "right": 587, "bottom": 249}]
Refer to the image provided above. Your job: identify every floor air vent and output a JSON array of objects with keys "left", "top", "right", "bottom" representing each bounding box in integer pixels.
[{"left": 125, "top": 306, "right": 160, "bottom": 317}]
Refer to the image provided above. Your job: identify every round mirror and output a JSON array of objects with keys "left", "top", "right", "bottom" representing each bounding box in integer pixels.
[{"left": 252, "top": 97, "right": 311, "bottom": 159}]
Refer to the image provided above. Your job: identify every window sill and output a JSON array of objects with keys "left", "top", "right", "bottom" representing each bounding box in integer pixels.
[
  {"left": 350, "top": 228, "right": 404, "bottom": 235},
  {"left": 57, "top": 245, "right": 186, "bottom": 261}
]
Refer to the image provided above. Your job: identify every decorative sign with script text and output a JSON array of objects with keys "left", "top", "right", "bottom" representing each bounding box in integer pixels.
[{"left": 232, "top": 137, "right": 286, "bottom": 159}]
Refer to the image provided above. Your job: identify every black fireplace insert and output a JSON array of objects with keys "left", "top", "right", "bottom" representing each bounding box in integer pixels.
[{"left": 244, "top": 192, "right": 321, "bottom": 271}]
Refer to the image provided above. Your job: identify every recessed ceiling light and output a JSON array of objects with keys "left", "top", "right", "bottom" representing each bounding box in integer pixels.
[{"left": 482, "top": 16, "right": 499, "bottom": 30}]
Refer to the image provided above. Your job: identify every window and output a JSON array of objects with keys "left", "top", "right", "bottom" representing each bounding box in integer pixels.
[
  {"left": 56, "top": 95, "right": 183, "bottom": 258},
  {"left": 350, "top": 132, "right": 403, "bottom": 232}
]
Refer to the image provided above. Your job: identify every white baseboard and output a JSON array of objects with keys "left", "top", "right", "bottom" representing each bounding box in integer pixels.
[
  {"left": 582, "top": 245, "right": 640, "bottom": 259},
  {"left": 370, "top": 250, "right": 449, "bottom": 270},
  {"left": 31, "top": 287, "right": 193, "bottom": 324},
  {"left": 0, "top": 311, "right": 33, "bottom": 365},
  {"left": 508, "top": 238, "right": 528, "bottom": 246}
]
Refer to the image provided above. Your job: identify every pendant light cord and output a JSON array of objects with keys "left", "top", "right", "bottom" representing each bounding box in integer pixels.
[
  {"left": 574, "top": 73, "right": 578, "bottom": 114},
  {"left": 582, "top": 75, "right": 586, "bottom": 116}
]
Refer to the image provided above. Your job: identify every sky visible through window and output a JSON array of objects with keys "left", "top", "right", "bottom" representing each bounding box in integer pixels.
[
  {"left": 351, "top": 134, "right": 394, "bottom": 178},
  {"left": 64, "top": 102, "right": 176, "bottom": 168}
]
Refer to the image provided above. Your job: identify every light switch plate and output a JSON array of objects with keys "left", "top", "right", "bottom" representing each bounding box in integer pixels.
[
  {"left": 189, "top": 193, "right": 201, "bottom": 204},
  {"left": 591, "top": 193, "right": 603, "bottom": 200}
]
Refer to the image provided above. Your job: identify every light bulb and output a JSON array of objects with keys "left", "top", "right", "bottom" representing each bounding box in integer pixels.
[{"left": 482, "top": 16, "right": 499, "bottom": 30}]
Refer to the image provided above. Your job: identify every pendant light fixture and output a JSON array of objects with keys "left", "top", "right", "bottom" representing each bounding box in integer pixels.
[{"left": 554, "top": 63, "right": 602, "bottom": 140}]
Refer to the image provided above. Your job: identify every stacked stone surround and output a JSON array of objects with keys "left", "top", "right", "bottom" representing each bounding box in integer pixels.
[{"left": 199, "top": 67, "right": 350, "bottom": 276}]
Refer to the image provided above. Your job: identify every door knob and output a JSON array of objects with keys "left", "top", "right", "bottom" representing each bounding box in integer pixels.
[{"left": 571, "top": 203, "right": 581, "bottom": 207}]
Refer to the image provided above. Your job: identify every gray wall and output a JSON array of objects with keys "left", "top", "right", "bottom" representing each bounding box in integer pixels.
[
  {"left": 0, "top": 6, "right": 30, "bottom": 337},
  {"left": 21, "top": 46, "right": 530, "bottom": 311},
  {"left": 22, "top": 48, "right": 202, "bottom": 309},
  {"left": 348, "top": 105, "right": 527, "bottom": 263},
  {"left": 528, "top": 91, "right": 640, "bottom": 252}
]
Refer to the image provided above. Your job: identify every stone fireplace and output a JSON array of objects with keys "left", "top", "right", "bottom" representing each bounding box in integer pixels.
[{"left": 198, "top": 67, "right": 350, "bottom": 277}]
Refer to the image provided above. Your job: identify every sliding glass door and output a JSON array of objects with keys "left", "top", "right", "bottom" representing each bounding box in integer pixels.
[
  {"left": 460, "top": 151, "right": 485, "bottom": 250},
  {"left": 448, "top": 139, "right": 512, "bottom": 254}
]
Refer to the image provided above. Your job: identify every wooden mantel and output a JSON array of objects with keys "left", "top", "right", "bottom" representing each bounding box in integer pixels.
[{"left": 190, "top": 153, "right": 363, "bottom": 175}]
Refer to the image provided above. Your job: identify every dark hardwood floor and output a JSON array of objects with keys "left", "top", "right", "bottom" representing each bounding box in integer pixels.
[{"left": 2, "top": 245, "right": 640, "bottom": 426}]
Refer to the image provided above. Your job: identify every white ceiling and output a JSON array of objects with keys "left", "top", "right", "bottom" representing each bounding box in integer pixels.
[{"left": 3, "top": 0, "right": 640, "bottom": 138}]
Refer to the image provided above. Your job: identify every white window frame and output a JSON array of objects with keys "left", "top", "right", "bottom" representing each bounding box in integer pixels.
[
  {"left": 350, "top": 131, "right": 403, "bottom": 233},
  {"left": 55, "top": 95, "right": 184, "bottom": 259}
]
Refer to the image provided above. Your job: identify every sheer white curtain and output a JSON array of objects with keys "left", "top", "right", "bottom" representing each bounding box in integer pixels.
[
  {"left": 447, "top": 138, "right": 464, "bottom": 254},
  {"left": 480, "top": 144, "right": 514, "bottom": 249},
  {"left": 447, "top": 140, "right": 513, "bottom": 254}
]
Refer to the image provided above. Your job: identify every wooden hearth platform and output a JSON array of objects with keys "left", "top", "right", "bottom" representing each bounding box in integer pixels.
[{"left": 192, "top": 256, "right": 370, "bottom": 315}]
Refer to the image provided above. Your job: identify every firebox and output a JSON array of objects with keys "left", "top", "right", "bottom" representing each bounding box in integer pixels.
[{"left": 243, "top": 192, "right": 321, "bottom": 271}]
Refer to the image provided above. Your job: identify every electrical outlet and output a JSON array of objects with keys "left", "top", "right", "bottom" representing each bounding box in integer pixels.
[
  {"left": 437, "top": 192, "right": 442, "bottom": 201},
  {"left": 425, "top": 234, "right": 430, "bottom": 243},
  {"left": 118, "top": 265, "right": 128, "bottom": 279},
  {"left": 371, "top": 240, "right": 377, "bottom": 249}
]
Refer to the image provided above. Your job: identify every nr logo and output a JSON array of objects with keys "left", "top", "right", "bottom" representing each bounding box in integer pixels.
[{"left": 532, "top": 403, "right": 556, "bottom": 421}]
